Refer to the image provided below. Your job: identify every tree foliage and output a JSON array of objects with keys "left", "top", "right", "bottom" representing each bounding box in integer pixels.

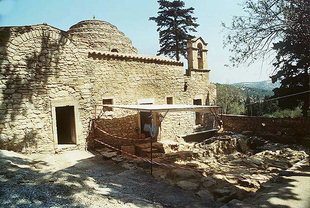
[
  {"left": 149, "top": 0, "right": 199, "bottom": 61},
  {"left": 271, "top": 0, "right": 310, "bottom": 116},
  {"left": 223, "top": 0, "right": 310, "bottom": 117},
  {"left": 223, "top": 0, "right": 289, "bottom": 66},
  {"left": 216, "top": 84, "right": 245, "bottom": 114},
  {"left": 216, "top": 83, "right": 280, "bottom": 116}
]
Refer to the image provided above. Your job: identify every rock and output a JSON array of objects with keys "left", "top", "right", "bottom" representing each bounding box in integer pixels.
[
  {"left": 152, "top": 167, "right": 169, "bottom": 180},
  {"left": 238, "top": 179, "right": 259, "bottom": 188},
  {"left": 121, "top": 145, "right": 135, "bottom": 157},
  {"left": 111, "top": 155, "right": 123, "bottom": 163},
  {"left": 237, "top": 139, "right": 250, "bottom": 153},
  {"left": 241, "top": 131, "right": 253, "bottom": 135},
  {"left": 220, "top": 199, "right": 253, "bottom": 208},
  {"left": 217, "top": 191, "right": 238, "bottom": 203},
  {"left": 202, "top": 177, "right": 217, "bottom": 188},
  {"left": 197, "top": 189, "right": 214, "bottom": 200},
  {"left": 248, "top": 157, "right": 264, "bottom": 166},
  {"left": 120, "top": 162, "right": 136, "bottom": 170},
  {"left": 247, "top": 136, "right": 267, "bottom": 150},
  {"left": 170, "top": 169, "right": 200, "bottom": 179},
  {"left": 176, "top": 180, "right": 199, "bottom": 191},
  {"left": 213, "top": 187, "right": 233, "bottom": 197},
  {"left": 98, "top": 150, "right": 118, "bottom": 159}
]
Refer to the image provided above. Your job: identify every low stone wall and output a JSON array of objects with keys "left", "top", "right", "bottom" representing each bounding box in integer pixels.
[
  {"left": 93, "top": 114, "right": 140, "bottom": 148},
  {"left": 221, "top": 114, "right": 310, "bottom": 138}
]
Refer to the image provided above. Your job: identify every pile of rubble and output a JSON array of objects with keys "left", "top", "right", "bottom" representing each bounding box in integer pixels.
[{"left": 94, "top": 132, "right": 309, "bottom": 204}]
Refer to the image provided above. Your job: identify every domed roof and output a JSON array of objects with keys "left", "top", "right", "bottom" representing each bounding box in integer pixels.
[{"left": 68, "top": 20, "right": 137, "bottom": 54}]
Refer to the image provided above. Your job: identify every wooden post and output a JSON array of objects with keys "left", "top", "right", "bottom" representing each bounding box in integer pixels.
[
  {"left": 94, "top": 104, "right": 97, "bottom": 118},
  {"left": 150, "top": 111, "right": 153, "bottom": 176}
]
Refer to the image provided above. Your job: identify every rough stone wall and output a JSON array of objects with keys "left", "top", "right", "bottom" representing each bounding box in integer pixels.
[
  {"left": 87, "top": 56, "right": 216, "bottom": 143},
  {"left": 0, "top": 21, "right": 216, "bottom": 152},
  {"left": 0, "top": 25, "right": 91, "bottom": 152},
  {"left": 222, "top": 114, "right": 310, "bottom": 137}
]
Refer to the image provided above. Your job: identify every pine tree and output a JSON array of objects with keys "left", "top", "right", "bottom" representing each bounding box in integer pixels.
[{"left": 149, "top": 0, "right": 199, "bottom": 61}]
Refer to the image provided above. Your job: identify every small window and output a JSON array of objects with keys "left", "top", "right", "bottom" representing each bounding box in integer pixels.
[
  {"left": 205, "top": 93, "right": 210, "bottom": 105},
  {"left": 197, "top": 43, "right": 203, "bottom": 69},
  {"left": 184, "top": 82, "right": 188, "bottom": 92},
  {"left": 197, "top": 43, "right": 203, "bottom": 58},
  {"left": 193, "top": 99, "right": 202, "bottom": 125},
  {"left": 166, "top": 97, "right": 173, "bottom": 104},
  {"left": 103, "top": 99, "right": 113, "bottom": 111},
  {"left": 111, "top": 49, "right": 118, "bottom": 53}
]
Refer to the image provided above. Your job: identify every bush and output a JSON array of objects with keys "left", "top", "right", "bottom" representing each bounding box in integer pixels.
[{"left": 263, "top": 107, "right": 303, "bottom": 118}]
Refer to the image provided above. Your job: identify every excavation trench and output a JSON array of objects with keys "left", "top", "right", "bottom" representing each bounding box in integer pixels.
[{"left": 94, "top": 132, "right": 309, "bottom": 204}]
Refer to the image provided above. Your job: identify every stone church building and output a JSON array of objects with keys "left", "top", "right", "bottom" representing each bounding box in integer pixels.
[{"left": 0, "top": 20, "right": 216, "bottom": 152}]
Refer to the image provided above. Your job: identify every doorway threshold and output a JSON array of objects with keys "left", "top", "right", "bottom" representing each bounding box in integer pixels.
[{"left": 57, "top": 144, "right": 77, "bottom": 149}]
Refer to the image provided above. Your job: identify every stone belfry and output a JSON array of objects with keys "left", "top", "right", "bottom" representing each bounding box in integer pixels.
[{"left": 187, "top": 37, "right": 209, "bottom": 74}]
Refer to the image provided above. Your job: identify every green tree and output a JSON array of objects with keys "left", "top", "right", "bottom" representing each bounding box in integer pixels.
[
  {"left": 223, "top": 0, "right": 310, "bottom": 117},
  {"left": 271, "top": 0, "right": 310, "bottom": 117},
  {"left": 149, "top": 0, "right": 199, "bottom": 61},
  {"left": 215, "top": 84, "right": 245, "bottom": 114}
]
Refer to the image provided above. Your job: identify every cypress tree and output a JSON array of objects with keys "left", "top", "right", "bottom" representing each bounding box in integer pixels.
[{"left": 149, "top": 0, "right": 199, "bottom": 61}]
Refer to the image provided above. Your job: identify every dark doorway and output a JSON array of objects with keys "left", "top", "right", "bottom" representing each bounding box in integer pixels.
[
  {"left": 140, "top": 112, "right": 152, "bottom": 138},
  {"left": 56, "top": 106, "right": 76, "bottom": 144}
]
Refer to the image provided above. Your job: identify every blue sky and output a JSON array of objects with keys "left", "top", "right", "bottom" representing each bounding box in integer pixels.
[{"left": 0, "top": 0, "right": 274, "bottom": 84}]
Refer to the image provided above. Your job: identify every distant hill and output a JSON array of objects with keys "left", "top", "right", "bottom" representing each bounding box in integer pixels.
[
  {"left": 215, "top": 83, "right": 274, "bottom": 115},
  {"left": 231, "top": 80, "right": 280, "bottom": 91}
]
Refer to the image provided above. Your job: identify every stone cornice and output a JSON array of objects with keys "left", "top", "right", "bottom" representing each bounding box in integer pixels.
[
  {"left": 190, "top": 69, "right": 210, "bottom": 72},
  {"left": 187, "top": 47, "right": 208, "bottom": 52},
  {"left": 88, "top": 51, "right": 184, "bottom": 66}
]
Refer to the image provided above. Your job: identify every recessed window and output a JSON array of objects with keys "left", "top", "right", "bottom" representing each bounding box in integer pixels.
[
  {"left": 193, "top": 99, "right": 202, "bottom": 125},
  {"left": 111, "top": 49, "right": 118, "bottom": 53},
  {"left": 205, "top": 93, "right": 210, "bottom": 105},
  {"left": 166, "top": 97, "right": 173, "bottom": 104},
  {"left": 197, "top": 43, "right": 203, "bottom": 69},
  {"left": 103, "top": 99, "right": 113, "bottom": 111},
  {"left": 184, "top": 82, "right": 188, "bottom": 92}
]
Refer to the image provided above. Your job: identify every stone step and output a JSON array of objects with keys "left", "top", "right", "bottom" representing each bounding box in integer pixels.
[
  {"left": 135, "top": 142, "right": 164, "bottom": 150},
  {"left": 139, "top": 147, "right": 164, "bottom": 153},
  {"left": 145, "top": 152, "right": 164, "bottom": 158},
  {"left": 135, "top": 142, "right": 165, "bottom": 157}
]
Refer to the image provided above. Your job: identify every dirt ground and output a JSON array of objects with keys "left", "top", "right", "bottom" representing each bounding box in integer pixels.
[
  {"left": 0, "top": 133, "right": 309, "bottom": 208},
  {"left": 0, "top": 149, "right": 215, "bottom": 208}
]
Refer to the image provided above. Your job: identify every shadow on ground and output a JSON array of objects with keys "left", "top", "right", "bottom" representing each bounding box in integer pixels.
[
  {"left": 243, "top": 166, "right": 310, "bottom": 208},
  {"left": 0, "top": 150, "right": 215, "bottom": 208}
]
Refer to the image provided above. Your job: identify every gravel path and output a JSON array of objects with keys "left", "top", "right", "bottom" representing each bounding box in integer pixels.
[{"left": 0, "top": 150, "right": 214, "bottom": 208}]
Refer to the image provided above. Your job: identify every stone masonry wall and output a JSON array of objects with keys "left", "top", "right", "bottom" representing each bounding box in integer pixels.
[
  {"left": 88, "top": 56, "right": 216, "bottom": 145},
  {"left": 0, "top": 21, "right": 216, "bottom": 152},
  {"left": 0, "top": 25, "right": 91, "bottom": 152},
  {"left": 222, "top": 114, "right": 310, "bottom": 139}
]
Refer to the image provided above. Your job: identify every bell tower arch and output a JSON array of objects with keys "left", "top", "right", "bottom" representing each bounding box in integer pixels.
[{"left": 187, "top": 37, "right": 209, "bottom": 74}]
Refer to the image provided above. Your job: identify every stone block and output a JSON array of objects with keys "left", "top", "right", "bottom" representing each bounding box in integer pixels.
[
  {"left": 121, "top": 145, "right": 135, "bottom": 157},
  {"left": 4, "top": 89, "right": 15, "bottom": 94},
  {"left": 12, "top": 94, "right": 22, "bottom": 99},
  {"left": 196, "top": 189, "right": 214, "bottom": 200},
  {"left": 170, "top": 169, "right": 201, "bottom": 179},
  {"left": 176, "top": 180, "right": 199, "bottom": 191}
]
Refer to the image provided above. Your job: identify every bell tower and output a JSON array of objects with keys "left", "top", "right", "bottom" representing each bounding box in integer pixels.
[{"left": 187, "top": 37, "right": 209, "bottom": 75}]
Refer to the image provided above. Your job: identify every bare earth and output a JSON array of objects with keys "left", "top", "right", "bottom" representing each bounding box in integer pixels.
[
  {"left": 0, "top": 149, "right": 214, "bottom": 208},
  {"left": 244, "top": 164, "right": 310, "bottom": 208},
  {"left": 1, "top": 135, "right": 309, "bottom": 208}
]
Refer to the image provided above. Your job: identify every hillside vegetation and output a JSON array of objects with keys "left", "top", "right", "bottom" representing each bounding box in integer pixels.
[
  {"left": 215, "top": 83, "right": 303, "bottom": 118},
  {"left": 215, "top": 83, "right": 274, "bottom": 115},
  {"left": 231, "top": 80, "right": 280, "bottom": 91}
]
